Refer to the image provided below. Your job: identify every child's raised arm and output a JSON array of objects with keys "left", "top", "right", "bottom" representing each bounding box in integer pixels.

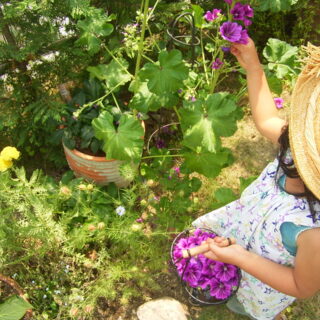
[{"left": 231, "top": 38, "right": 286, "bottom": 144}]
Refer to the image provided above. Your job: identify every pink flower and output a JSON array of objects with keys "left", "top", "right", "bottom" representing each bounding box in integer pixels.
[
  {"left": 212, "top": 58, "right": 224, "bottom": 70},
  {"left": 204, "top": 9, "right": 221, "bottom": 21},
  {"left": 274, "top": 97, "right": 284, "bottom": 109},
  {"left": 224, "top": 0, "right": 233, "bottom": 4}
]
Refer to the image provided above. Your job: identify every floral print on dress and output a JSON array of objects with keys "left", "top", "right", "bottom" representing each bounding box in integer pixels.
[{"left": 193, "top": 156, "right": 320, "bottom": 320}]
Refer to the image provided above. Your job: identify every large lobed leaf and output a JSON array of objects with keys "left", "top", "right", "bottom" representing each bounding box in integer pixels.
[
  {"left": 182, "top": 147, "right": 234, "bottom": 178},
  {"left": 263, "top": 38, "right": 299, "bottom": 79},
  {"left": 87, "top": 59, "right": 132, "bottom": 90},
  {"left": 138, "top": 49, "right": 189, "bottom": 95},
  {"left": 92, "top": 111, "right": 144, "bottom": 162},
  {"left": 129, "top": 81, "right": 179, "bottom": 113},
  {"left": 256, "top": 0, "right": 298, "bottom": 12},
  {"left": 179, "top": 93, "right": 239, "bottom": 153}
]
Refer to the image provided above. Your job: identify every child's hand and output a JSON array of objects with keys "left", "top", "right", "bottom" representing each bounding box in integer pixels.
[
  {"left": 203, "top": 238, "right": 246, "bottom": 265},
  {"left": 230, "top": 38, "right": 261, "bottom": 73},
  {"left": 213, "top": 236, "right": 236, "bottom": 247}
]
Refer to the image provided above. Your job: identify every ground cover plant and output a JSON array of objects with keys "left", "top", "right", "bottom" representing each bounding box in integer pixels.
[{"left": 1, "top": 0, "right": 320, "bottom": 319}]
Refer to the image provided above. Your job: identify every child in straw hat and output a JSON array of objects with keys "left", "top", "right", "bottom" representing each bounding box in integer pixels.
[{"left": 192, "top": 38, "right": 320, "bottom": 320}]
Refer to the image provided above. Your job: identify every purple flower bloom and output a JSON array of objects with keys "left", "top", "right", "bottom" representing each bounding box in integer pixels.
[
  {"left": 274, "top": 97, "right": 284, "bottom": 109},
  {"left": 214, "top": 262, "right": 237, "bottom": 282},
  {"left": 136, "top": 217, "right": 144, "bottom": 223},
  {"left": 231, "top": 3, "right": 245, "bottom": 20},
  {"left": 190, "top": 96, "right": 196, "bottom": 102},
  {"left": 244, "top": 18, "right": 252, "bottom": 27},
  {"left": 173, "top": 166, "right": 180, "bottom": 174},
  {"left": 231, "top": 3, "right": 254, "bottom": 27},
  {"left": 243, "top": 4, "right": 254, "bottom": 18},
  {"left": 227, "top": 275, "right": 240, "bottom": 286},
  {"left": 236, "top": 29, "right": 249, "bottom": 44},
  {"left": 221, "top": 46, "right": 231, "bottom": 52},
  {"left": 204, "top": 9, "right": 221, "bottom": 21},
  {"left": 182, "top": 258, "right": 203, "bottom": 287},
  {"left": 155, "top": 138, "right": 166, "bottom": 149},
  {"left": 220, "top": 22, "right": 242, "bottom": 43},
  {"left": 224, "top": 0, "right": 233, "bottom": 4},
  {"left": 209, "top": 278, "right": 233, "bottom": 299},
  {"left": 212, "top": 58, "right": 224, "bottom": 70}
]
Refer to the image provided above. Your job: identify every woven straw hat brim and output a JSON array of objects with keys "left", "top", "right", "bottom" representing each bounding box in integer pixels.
[{"left": 289, "top": 43, "right": 320, "bottom": 200}]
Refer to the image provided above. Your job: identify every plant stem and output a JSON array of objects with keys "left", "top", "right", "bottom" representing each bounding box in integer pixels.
[
  {"left": 135, "top": 0, "right": 149, "bottom": 78},
  {"left": 200, "top": 31, "right": 209, "bottom": 85},
  {"left": 174, "top": 105, "right": 181, "bottom": 122},
  {"left": 111, "top": 92, "right": 121, "bottom": 112},
  {"left": 104, "top": 45, "right": 132, "bottom": 76}
]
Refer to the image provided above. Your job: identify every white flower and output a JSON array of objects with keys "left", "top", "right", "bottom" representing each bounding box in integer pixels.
[{"left": 115, "top": 206, "right": 126, "bottom": 216}]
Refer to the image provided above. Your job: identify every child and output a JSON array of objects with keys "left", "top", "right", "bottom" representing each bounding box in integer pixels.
[{"left": 192, "top": 38, "right": 320, "bottom": 320}]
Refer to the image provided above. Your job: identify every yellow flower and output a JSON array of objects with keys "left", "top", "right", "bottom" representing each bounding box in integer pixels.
[
  {"left": 0, "top": 157, "right": 13, "bottom": 172},
  {"left": 0, "top": 146, "right": 20, "bottom": 161}
]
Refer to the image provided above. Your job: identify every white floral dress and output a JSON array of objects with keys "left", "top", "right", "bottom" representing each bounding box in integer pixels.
[{"left": 193, "top": 156, "right": 320, "bottom": 320}]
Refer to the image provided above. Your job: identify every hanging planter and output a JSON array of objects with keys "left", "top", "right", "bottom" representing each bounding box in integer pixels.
[{"left": 63, "top": 144, "right": 134, "bottom": 187}]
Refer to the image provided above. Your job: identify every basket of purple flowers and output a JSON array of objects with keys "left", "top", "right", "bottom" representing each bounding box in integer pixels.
[{"left": 170, "top": 228, "right": 241, "bottom": 306}]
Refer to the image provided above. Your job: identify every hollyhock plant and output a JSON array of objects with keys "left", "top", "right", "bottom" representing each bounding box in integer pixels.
[{"left": 172, "top": 229, "right": 241, "bottom": 301}]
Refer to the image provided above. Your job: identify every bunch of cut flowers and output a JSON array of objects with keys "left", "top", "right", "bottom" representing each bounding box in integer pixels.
[{"left": 171, "top": 228, "right": 240, "bottom": 302}]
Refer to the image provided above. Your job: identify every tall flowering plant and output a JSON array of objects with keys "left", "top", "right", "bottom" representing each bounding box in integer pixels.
[
  {"left": 71, "top": 0, "right": 254, "bottom": 179},
  {"left": 171, "top": 228, "right": 241, "bottom": 303}
]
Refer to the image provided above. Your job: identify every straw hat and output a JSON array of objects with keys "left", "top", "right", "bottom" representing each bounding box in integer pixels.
[{"left": 289, "top": 43, "right": 320, "bottom": 199}]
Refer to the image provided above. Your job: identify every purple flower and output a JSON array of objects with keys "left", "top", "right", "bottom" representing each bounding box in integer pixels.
[
  {"left": 173, "top": 166, "right": 180, "bottom": 174},
  {"left": 190, "top": 96, "right": 196, "bottom": 102},
  {"left": 155, "top": 138, "right": 166, "bottom": 149},
  {"left": 224, "top": 0, "right": 233, "bottom": 4},
  {"left": 136, "top": 217, "right": 144, "bottom": 223},
  {"left": 221, "top": 46, "right": 231, "bottom": 52},
  {"left": 227, "top": 275, "right": 240, "bottom": 287},
  {"left": 243, "top": 4, "right": 254, "bottom": 18},
  {"left": 182, "top": 258, "right": 203, "bottom": 287},
  {"left": 231, "top": 3, "right": 245, "bottom": 20},
  {"left": 209, "top": 278, "right": 233, "bottom": 300},
  {"left": 214, "top": 262, "right": 237, "bottom": 282},
  {"left": 231, "top": 3, "right": 254, "bottom": 27},
  {"left": 212, "top": 58, "right": 224, "bottom": 70},
  {"left": 274, "top": 97, "right": 284, "bottom": 109},
  {"left": 220, "top": 22, "right": 242, "bottom": 43},
  {"left": 204, "top": 9, "right": 221, "bottom": 21},
  {"left": 236, "top": 29, "right": 249, "bottom": 44}
]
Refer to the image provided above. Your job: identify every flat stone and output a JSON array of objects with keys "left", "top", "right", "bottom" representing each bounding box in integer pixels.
[{"left": 137, "top": 297, "right": 189, "bottom": 320}]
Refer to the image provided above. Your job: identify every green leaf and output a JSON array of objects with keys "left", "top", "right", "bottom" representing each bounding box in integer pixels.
[
  {"left": 191, "top": 4, "right": 205, "bottom": 28},
  {"left": 87, "top": 59, "right": 132, "bottom": 90},
  {"left": 129, "top": 82, "right": 178, "bottom": 113},
  {"left": 214, "top": 187, "right": 237, "bottom": 204},
  {"left": 266, "top": 75, "right": 283, "bottom": 95},
  {"left": 180, "top": 93, "right": 239, "bottom": 152},
  {"left": 263, "top": 38, "right": 299, "bottom": 79},
  {"left": 92, "top": 112, "right": 144, "bottom": 162},
  {"left": 138, "top": 50, "right": 189, "bottom": 95},
  {"left": 0, "top": 295, "right": 32, "bottom": 320},
  {"left": 256, "top": 0, "right": 298, "bottom": 12},
  {"left": 182, "top": 148, "right": 233, "bottom": 178},
  {"left": 239, "top": 176, "right": 257, "bottom": 193}
]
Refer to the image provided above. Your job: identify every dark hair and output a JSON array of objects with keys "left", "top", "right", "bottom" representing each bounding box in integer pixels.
[{"left": 277, "top": 125, "right": 319, "bottom": 222}]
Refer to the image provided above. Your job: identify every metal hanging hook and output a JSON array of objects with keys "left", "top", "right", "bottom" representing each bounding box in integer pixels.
[{"left": 167, "top": 12, "right": 200, "bottom": 47}]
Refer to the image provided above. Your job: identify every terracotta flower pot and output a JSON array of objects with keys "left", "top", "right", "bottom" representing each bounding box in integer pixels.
[{"left": 63, "top": 144, "right": 134, "bottom": 187}]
